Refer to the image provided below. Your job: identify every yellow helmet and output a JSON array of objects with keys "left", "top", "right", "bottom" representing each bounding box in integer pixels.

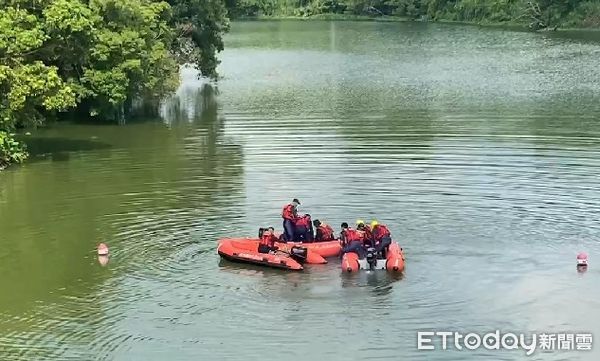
[
  {"left": 370, "top": 220, "right": 379, "bottom": 228},
  {"left": 356, "top": 219, "right": 365, "bottom": 226}
]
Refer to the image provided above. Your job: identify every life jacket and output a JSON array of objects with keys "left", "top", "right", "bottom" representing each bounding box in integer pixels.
[
  {"left": 373, "top": 225, "right": 391, "bottom": 241},
  {"left": 282, "top": 204, "right": 297, "bottom": 220},
  {"left": 342, "top": 228, "right": 362, "bottom": 243},
  {"left": 317, "top": 224, "right": 334, "bottom": 241},
  {"left": 259, "top": 231, "right": 277, "bottom": 248},
  {"left": 295, "top": 215, "right": 310, "bottom": 228},
  {"left": 363, "top": 225, "right": 372, "bottom": 241}
]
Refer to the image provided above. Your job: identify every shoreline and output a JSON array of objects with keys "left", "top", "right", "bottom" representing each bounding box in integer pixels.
[
  {"left": 2, "top": 14, "right": 599, "bottom": 172},
  {"left": 232, "top": 14, "right": 600, "bottom": 33}
]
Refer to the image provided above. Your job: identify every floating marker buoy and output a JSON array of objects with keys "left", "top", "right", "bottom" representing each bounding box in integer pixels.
[
  {"left": 97, "top": 243, "right": 109, "bottom": 256},
  {"left": 577, "top": 252, "right": 588, "bottom": 267}
]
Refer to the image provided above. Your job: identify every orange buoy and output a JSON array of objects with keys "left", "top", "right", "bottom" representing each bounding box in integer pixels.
[{"left": 97, "top": 243, "right": 109, "bottom": 256}]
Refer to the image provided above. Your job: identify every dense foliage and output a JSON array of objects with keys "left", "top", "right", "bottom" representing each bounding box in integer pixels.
[
  {"left": 168, "top": 0, "right": 230, "bottom": 78},
  {"left": 226, "top": 0, "right": 600, "bottom": 29},
  {"left": 0, "top": 0, "right": 229, "bottom": 168},
  {"left": 0, "top": 131, "right": 28, "bottom": 169}
]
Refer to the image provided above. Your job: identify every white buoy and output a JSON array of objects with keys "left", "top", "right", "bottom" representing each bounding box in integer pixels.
[
  {"left": 577, "top": 252, "right": 588, "bottom": 267},
  {"left": 97, "top": 243, "right": 109, "bottom": 256}
]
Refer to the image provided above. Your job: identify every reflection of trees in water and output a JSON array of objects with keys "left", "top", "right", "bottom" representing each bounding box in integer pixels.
[
  {"left": 0, "top": 81, "right": 245, "bottom": 346},
  {"left": 160, "top": 82, "right": 243, "bottom": 172},
  {"left": 158, "top": 81, "right": 230, "bottom": 163},
  {"left": 519, "top": 93, "right": 600, "bottom": 143},
  {"left": 160, "top": 83, "right": 220, "bottom": 126},
  {"left": 159, "top": 81, "right": 246, "bottom": 232}
]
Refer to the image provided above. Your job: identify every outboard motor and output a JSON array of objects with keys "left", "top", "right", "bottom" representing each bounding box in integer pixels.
[
  {"left": 366, "top": 247, "right": 377, "bottom": 269},
  {"left": 289, "top": 246, "right": 308, "bottom": 264}
]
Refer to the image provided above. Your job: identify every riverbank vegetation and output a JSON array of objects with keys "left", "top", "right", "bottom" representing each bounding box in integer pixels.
[
  {"left": 226, "top": 0, "right": 600, "bottom": 30},
  {"left": 0, "top": 0, "right": 229, "bottom": 168},
  {"left": 2, "top": 0, "right": 600, "bottom": 169}
]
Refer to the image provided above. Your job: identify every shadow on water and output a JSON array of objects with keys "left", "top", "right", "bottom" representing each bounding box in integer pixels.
[
  {"left": 341, "top": 270, "right": 404, "bottom": 293},
  {"left": 543, "top": 29, "right": 600, "bottom": 44},
  {"left": 22, "top": 137, "right": 112, "bottom": 163},
  {"left": 217, "top": 258, "right": 300, "bottom": 276},
  {"left": 217, "top": 259, "right": 309, "bottom": 292}
]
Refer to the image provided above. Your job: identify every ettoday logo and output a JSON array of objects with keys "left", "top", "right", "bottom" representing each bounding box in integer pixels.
[{"left": 417, "top": 331, "right": 593, "bottom": 355}]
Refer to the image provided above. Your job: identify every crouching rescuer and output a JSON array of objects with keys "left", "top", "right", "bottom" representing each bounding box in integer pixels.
[
  {"left": 340, "top": 222, "right": 366, "bottom": 258},
  {"left": 313, "top": 219, "right": 334, "bottom": 241},
  {"left": 370, "top": 220, "right": 392, "bottom": 257},
  {"left": 258, "top": 227, "right": 279, "bottom": 254}
]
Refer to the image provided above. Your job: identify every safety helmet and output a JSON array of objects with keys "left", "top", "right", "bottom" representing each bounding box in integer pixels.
[
  {"left": 356, "top": 219, "right": 365, "bottom": 226},
  {"left": 370, "top": 220, "right": 379, "bottom": 228}
]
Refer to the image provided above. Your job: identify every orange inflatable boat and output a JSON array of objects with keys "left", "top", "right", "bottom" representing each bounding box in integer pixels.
[
  {"left": 219, "top": 237, "right": 341, "bottom": 259},
  {"left": 341, "top": 242, "right": 405, "bottom": 273},
  {"left": 217, "top": 239, "right": 327, "bottom": 271}
]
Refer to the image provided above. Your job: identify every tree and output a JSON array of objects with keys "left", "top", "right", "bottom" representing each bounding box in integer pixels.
[
  {"left": 0, "top": 5, "right": 78, "bottom": 166},
  {"left": 0, "top": 0, "right": 231, "bottom": 168},
  {"left": 0, "top": 6, "right": 77, "bottom": 128},
  {"left": 168, "top": 0, "right": 231, "bottom": 79},
  {"left": 77, "top": 0, "right": 180, "bottom": 121}
]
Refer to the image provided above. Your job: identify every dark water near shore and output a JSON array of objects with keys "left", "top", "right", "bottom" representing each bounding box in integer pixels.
[{"left": 1, "top": 20, "right": 600, "bottom": 360}]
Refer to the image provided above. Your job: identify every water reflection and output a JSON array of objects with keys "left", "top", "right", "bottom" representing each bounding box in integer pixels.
[
  {"left": 2, "top": 20, "right": 600, "bottom": 361},
  {"left": 341, "top": 271, "right": 404, "bottom": 293},
  {"left": 24, "top": 137, "right": 112, "bottom": 162},
  {"left": 98, "top": 255, "right": 110, "bottom": 267},
  {"left": 0, "top": 71, "right": 246, "bottom": 361},
  {"left": 161, "top": 83, "right": 220, "bottom": 126}
]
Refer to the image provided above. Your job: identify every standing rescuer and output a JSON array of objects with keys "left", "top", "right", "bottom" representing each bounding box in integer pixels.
[{"left": 281, "top": 198, "right": 300, "bottom": 241}]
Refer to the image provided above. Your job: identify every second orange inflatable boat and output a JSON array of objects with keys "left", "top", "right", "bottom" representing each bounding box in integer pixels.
[
  {"left": 341, "top": 242, "right": 405, "bottom": 273},
  {"left": 218, "top": 239, "right": 309, "bottom": 270},
  {"left": 219, "top": 237, "right": 341, "bottom": 258},
  {"left": 217, "top": 238, "right": 327, "bottom": 268}
]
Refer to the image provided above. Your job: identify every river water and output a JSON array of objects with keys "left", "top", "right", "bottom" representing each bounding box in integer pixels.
[{"left": 1, "top": 20, "right": 600, "bottom": 361}]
